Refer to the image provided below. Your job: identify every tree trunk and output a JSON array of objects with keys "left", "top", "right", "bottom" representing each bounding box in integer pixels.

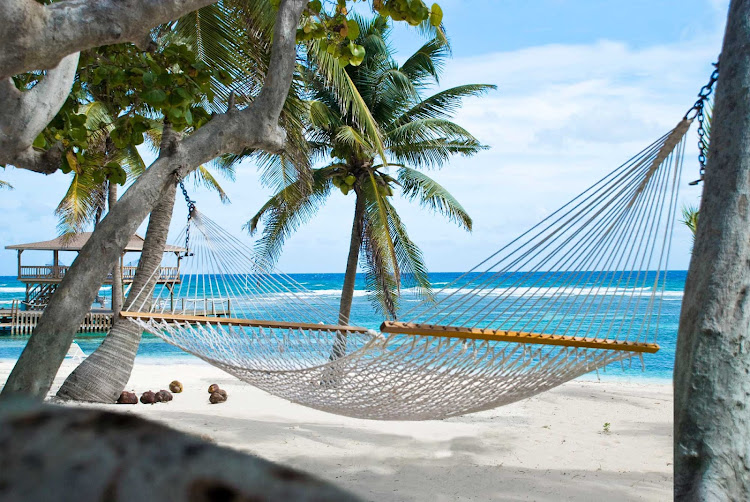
[
  {"left": 0, "top": 142, "right": 180, "bottom": 400},
  {"left": 674, "top": 1, "right": 750, "bottom": 498},
  {"left": 332, "top": 187, "right": 365, "bottom": 359},
  {"left": 108, "top": 181, "right": 123, "bottom": 317},
  {"left": 56, "top": 177, "right": 177, "bottom": 403}
]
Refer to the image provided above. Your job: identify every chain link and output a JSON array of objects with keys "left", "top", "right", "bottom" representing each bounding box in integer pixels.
[
  {"left": 178, "top": 177, "right": 196, "bottom": 257},
  {"left": 686, "top": 61, "right": 720, "bottom": 185}
]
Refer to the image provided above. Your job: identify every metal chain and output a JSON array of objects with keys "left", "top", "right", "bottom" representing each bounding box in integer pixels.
[
  {"left": 686, "top": 61, "right": 720, "bottom": 185},
  {"left": 178, "top": 177, "right": 196, "bottom": 257}
]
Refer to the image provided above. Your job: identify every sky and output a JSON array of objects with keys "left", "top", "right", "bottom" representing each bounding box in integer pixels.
[{"left": 0, "top": 0, "right": 731, "bottom": 275}]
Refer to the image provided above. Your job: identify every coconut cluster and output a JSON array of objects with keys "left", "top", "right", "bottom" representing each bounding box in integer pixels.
[{"left": 116, "top": 380, "right": 183, "bottom": 405}]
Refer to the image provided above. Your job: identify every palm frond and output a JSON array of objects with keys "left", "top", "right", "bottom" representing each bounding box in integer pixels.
[
  {"left": 364, "top": 171, "right": 400, "bottom": 285},
  {"left": 0, "top": 180, "right": 13, "bottom": 190},
  {"left": 393, "top": 84, "right": 496, "bottom": 126},
  {"left": 113, "top": 143, "right": 148, "bottom": 181},
  {"left": 246, "top": 167, "right": 335, "bottom": 265},
  {"left": 165, "top": 2, "right": 251, "bottom": 108},
  {"left": 55, "top": 171, "right": 107, "bottom": 235},
  {"left": 399, "top": 38, "right": 450, "bottom": 88},
  {"left": 308, "top": 40, "right": 388, "bottom": 164},
  {"left": 361, "top": 216, "right": 399, "bottom": 320},
  {"left": 381, "top": 196, "right": 433, "bottom": 301},
  {"left": 335, "top": 125, "right": 375, "bottom": 154},
  {"left": 391, "top": 138, "right": 487, "bottom": 169},
  {"left": 308, "top": 99, "right": 342, "bottom": 129},
  {"left": 192, "top": 165, "right": 231, "bottom": 203},
  {"left": 415, "top": 17, "right": 449, "bottom": 47},
  {"left": 398, "top": 167, "right": 472, "bottom": 230},
  {"left": 370, "top": 65, "right": 421, "bottom": 123},
  {"left": 387, "top": 118, "right": 487, "bottom": 168},
  {"left": 359, "top": 187, "right": 399, "bottom": 319}
]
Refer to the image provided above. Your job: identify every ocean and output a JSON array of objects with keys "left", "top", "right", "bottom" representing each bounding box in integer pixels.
[{"left": 0, "top": 271, "right": 685, "bottom": 382}]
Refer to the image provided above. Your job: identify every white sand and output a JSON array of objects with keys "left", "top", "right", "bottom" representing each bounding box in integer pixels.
[{"left": 1, "top": 358, "right": 673, "bottom": 501}]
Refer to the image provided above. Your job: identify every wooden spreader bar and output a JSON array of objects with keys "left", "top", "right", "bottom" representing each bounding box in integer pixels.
[
  {"left": 120, "top": 311, "right": 370, "bottom": 334},
  {"left": 380, "top": 321, "right": 660, "bottom": 354}
]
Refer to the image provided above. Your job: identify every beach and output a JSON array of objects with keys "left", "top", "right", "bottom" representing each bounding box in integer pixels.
[{"left": 0, "top": 358, "right": 672, "bottom": 501}]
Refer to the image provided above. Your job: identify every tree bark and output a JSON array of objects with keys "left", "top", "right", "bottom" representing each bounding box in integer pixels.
[
  {"left": 108, "top": 181, "right": 124, "bottom": 317},
  {"left": 0, "top": 52, "right": 79, "bottom": 174},
  {"left": 0, "top": 398, "right": 360, "bottom": 502},
  {"left": 674, "top": 1, "right": 750, "bottom": 498},
  {"left": 0, "top": 0, "right": 217, "bottom": 78},
  {"left": 332, "top": 187, "right": 365, "bottom": 359},
  {"left": 0, "top": 0, "right": 307, "bottom": 400},
  {"left": 57, "top": 180, "right": 177, "bottom": 402}
]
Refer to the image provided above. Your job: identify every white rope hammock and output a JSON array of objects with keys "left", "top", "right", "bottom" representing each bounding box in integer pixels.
[{"left": 121, "top": 118, "right": 690, "bottom": 420}]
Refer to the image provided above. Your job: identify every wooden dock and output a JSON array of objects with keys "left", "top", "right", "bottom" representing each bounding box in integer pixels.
[{"left": 0, "top": 301, "right": 113, "bottom": 335}]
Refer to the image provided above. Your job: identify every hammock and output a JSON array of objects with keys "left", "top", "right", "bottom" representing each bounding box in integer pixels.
[{"left": 121, "top": 118, "right": 690, "bottom": 420}]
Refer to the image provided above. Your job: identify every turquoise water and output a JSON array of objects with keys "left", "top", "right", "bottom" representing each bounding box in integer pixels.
[{"left": 0, "top": 271, "right": 685, "bottom": 381}]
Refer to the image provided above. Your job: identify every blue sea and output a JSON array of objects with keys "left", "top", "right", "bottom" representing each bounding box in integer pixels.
[{"left": 0, "top": 271, "right": 685, "bottom": 382}]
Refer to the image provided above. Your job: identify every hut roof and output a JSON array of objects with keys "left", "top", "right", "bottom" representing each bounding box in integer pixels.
[{"left": 5, "top": 233, "right": 185, "bottom": 253}]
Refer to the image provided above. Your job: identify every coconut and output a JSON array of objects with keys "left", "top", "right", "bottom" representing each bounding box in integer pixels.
[
  {"left": 157, "top": 390, "right": 173, "bottom": 402},
  {"left": 209, "top": 392, "right": 227, "bottom": 404},
  {"left": 116, "top": 391, "right": 138, "bottom": 405},
  {"left": 140, "top": 391, "right": 156, "bottom": 404},
  {"left": 168, "top": 380, "right": 183, "bottom": 393}
]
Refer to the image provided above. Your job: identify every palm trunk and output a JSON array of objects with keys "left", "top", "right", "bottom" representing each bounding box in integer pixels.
[
  {"left": 332, "top": 187, "right": 365, "bottom": 359},
  {"left": 108, "top": 181, "right": 123, "bottom": 316},
  {"left": 674, "top": 1, "right": 750, "bottom": 498},
  {"left": 56, "top": 181, "right": 177, "bottom": 402}
]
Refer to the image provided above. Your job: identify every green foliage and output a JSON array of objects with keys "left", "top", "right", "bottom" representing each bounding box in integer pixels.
[
  {"left": 297, "top": 0, "right": 444, "bottom": 67},
  {"left": 78, "top": 43, "right": 217, "bottom": 138},
  {"left": 41, "top": 37, "right": 229, "bottom": 235},
  {"left": 35, "top": 41, "right": 218, "bottom": 192},
  {"left": 682, "top": 205, "right": 699, "bottom": 238},
  {"left": 251, "top": 16, "right": 492, "bottom": 317}
]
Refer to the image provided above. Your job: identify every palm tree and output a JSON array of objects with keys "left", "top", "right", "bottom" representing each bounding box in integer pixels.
[{"left": 249, "top": 16, "right": 494, "bottom": 340}]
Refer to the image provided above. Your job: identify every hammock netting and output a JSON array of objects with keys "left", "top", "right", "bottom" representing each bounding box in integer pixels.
[{"left": 122, "top": 118, "right": 689, "bottom": 420}]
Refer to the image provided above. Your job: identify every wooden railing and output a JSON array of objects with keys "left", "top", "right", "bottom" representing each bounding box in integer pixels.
[
  {"left": 20, "top": 265, "right": 180, "bottom": 283},
  {"left": 120, "top": 266, "right": 180, "bottom": 282},
  {"left": 11, "top": 310, "right": 113, "bottom": 335},
  {"left": 19, "top": 265, "right": 67, "bottom": 280}
]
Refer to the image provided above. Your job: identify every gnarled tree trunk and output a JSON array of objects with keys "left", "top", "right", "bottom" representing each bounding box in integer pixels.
[
  {"left": 674, "top": 0, "right": 750, "bottom": 498},
  {"left": 0, "top": 0, "right": 305, "bottom": 400},
  {"left": 57, "top": 180, "right": 177, "bottom": 402}
]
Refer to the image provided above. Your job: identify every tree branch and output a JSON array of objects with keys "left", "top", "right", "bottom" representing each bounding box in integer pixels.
[
  {"left": 0, "top": 52, "right": 79, "bottom": 173},
  {"left": 0, "top": 0, "right": 218, "bottom": 78}
]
